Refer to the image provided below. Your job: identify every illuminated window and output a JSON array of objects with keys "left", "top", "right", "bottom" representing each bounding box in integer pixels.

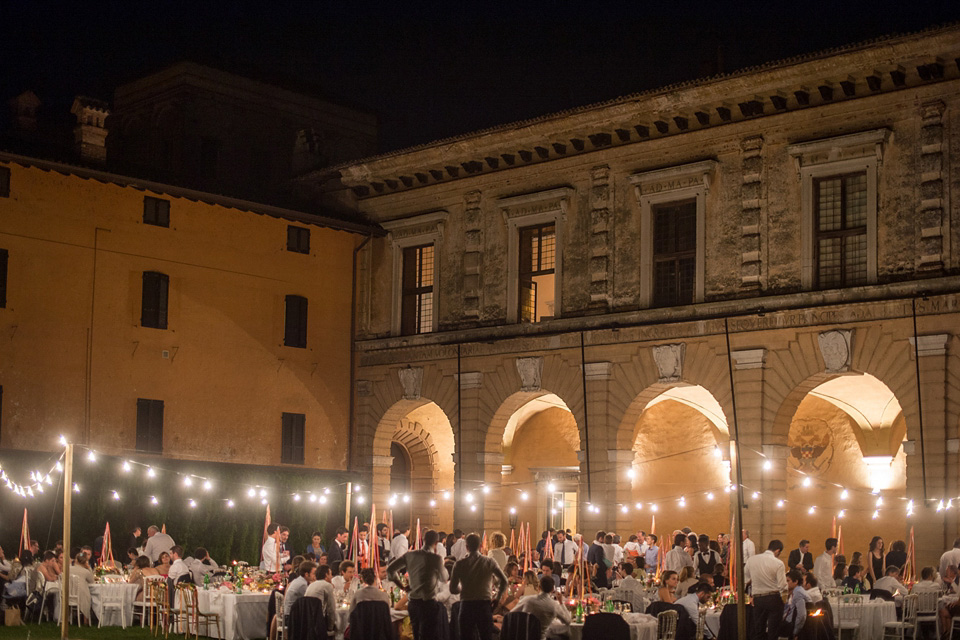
[
  {"left": 652, "top": 200, "right": 697, "bottom": 307},
  {"left": 814, "top": 173, "right": 867, "bottom": 288},
  {"left": 518, "top": 223, "right": 556, "bottom": 322},
  {"left": 401, "top": 244, "right": 434, "bottom": 335}
]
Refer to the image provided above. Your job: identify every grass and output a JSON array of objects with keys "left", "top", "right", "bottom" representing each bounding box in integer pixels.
[{"left": 0, "top": 622, "right": 193, "bottom": 639}]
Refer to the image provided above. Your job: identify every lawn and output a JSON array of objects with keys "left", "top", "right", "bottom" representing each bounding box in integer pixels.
[{"left": 0, "top": 623, "right": 192, "bottom": 639}]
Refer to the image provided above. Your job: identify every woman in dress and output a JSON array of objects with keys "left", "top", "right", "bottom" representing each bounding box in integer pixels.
[
  {"left": 154, "top": 551, "right": 171, "bottom": 576},
  {"left": 128, "top": 555, "right": 162, "bottom": 601},
  {"left": 885, "top": 540, "right": 908, "bottom": 577},
  {"left": 658, "top": 570, "right": 679, "bottom": 603},
  {"left": 488, "top": 532, "right": 508, "bottom": 570},
  {"left": 521, "top": 570, "right": 540, "bottom": 596},
  {"left": 866, "top": 537, "right": 885, "bottom": 587},
  {"left": 676, "top": 565, "right": 698, "bottom": 598},
  {"left": 71, "top": 552, "right": 96, "bottom": 624}
]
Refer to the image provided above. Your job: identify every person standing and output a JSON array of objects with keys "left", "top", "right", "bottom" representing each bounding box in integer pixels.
[
  {"left": 327, "top": 527, "right": 349, "bottom": 576},
  {"left": 450, "top": 533, "right": 509, "bottom": 640},
  {"left": 645, "top": 534, "right": 660, "bottom": 570},
  {"left": 143, "top": 525, "right": 175, "bottom": 564},
  {"left": 664, "top": 533, "right": 694, "bottom": 573},
  {"left": 391, "top": 526, "right": 411, "bottom": 561},
  {"left": 695, "top": 534, "right": 722, "bottom": 578},
  {"left": 787, "top": 539, "right": 814, "bottom": 572},
  {"left": 376, "top": 523, "right": 391, "bottom": 565},
  {"left": 939, "top": 538, "right": 960, "bottom": 580},
  {"left": 744, "top": 539, "right": 787, "bottom": 640},
  {"left": 388, "top": 530, "right": 448, "bottom": 640},
  {"left": 552, "top": 531, "right": 578, "bottom": 569},
  {"left": 261, "top": 524, "right": 283, "bottom": 572},
  {"left": 742, "top": 530, "right": 756, "bottom": 562},
  {"left": 450, "top": 529, "right": 467, "bottom": 560},
  {"left": 814, "top": 538, "right": 837, "bottom": 588}
]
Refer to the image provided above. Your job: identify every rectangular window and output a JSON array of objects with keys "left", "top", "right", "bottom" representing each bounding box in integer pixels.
[
  {"left": 143, "top": 196, "right": 170, "bottom": 227},
  {"left": 141, "top": 271, "right": 169, "bottom": 329},
  {"left": 287, "top": 226, "right": 310, "bottom": 254},
  {"left": 652, "top": 200, "right": 696, "bottom": 307},
  {"left": 0, "top": 166, "right": 9, "bottom": 197},
  {"left": 400, "top": 244, "right": 435, "bottom": 335},
  {"left": 518, "top": 223, "right": 556, "bottom": 323},
  {"left": 136, "top": 398, "right": 164, "bottom": 454},
  {"left": 284, "top": 295, "right": 308, "bottom": 348},
  {"left": 281, "top": 412, "right": 305, "bottom": 464},
  {"left": 814, "top": 172, "right": 868, "bottom": 289},
  {"left": 0, "top": 249, "right": 7, "bottom": 308}
]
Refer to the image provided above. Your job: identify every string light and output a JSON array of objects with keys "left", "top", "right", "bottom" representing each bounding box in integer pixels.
[
  {"left": 318, "top": 495, "right": 328, "bottom": 505},
  {"left": 752, "top": 492, "right": 759, "bottom": 500},
  {"left": 802, "top": 476, "right": 812, "bottom": 488},
  {"left": 443, "top": 491, "right": 451, "bottom": 500},
  {"left": 402, "top": 494, "right": 411, "bottom": 503},
  {"left": 840, "top": 489, "right": 849, "bottom": 500},
  {"left": 258, "top": 489, "right": 267, "bottom": 498},
  {"left": 470, "top": 504, "right": 478, "bottom": 512},
  {"left": 356, "top": 495, "right": 365, "bottom": 504},
  {"left": 678, "top": 496, "right": 686, "bottom": 507},
  {"left": 184, "top": 477, "right": 193, "bottom": 487},
  {"left": 112, "top": 490, "right": 120, "bottom": 501},
  {"left": 293, "top": 494, "right": 301, "bottom": 502},
  {"left": 227, "top": 500, "right": 235, "bottom": 508},
  {"left": 248, "top": 488, "right": 257, "bottom": 498},
  {"left": 481, "top": 486, "right": 490, "bottom": 495},
  {"left": 150, "top": 496, "right": 159, "bottom": 505},
  {"left": 621, "top": 505, "right": 628, "bottom": 514},
  {"left": 838, "top": 509, "right": 845, "bottom": 518},
  {"left": 203, "top": 480, "right": 212, "bottom": 491},
  {"left": 465, "top": 493, "right": 474, "bottom": 503},
  {"left": 706, "top": 492, "right": 714, "bottom": 501},
  {"left": 189, "top": 499, "right": 197, "bottom": 508},
  {"left": 777, "top": 500, "right": 785, "bottom": 508},
  {"left": 147, "top": 467, "right": 156, "bottom": 478},
  {"left": 763, "top": 460, "right": 773, "bottom": 471},
  {"left": 808, "top": 506, "right": 816, "bottom": 514},
  {"left": 635, "top": 502, "right": 643, "bottom": 510},
  {"left": 520, "top": 492, "right": 529, "bottom": 501},
  {"left": 546, "top": 482, "right": 556, "bottom": 493},
  {"left": 308, "top": 494, "right": 317, "bottom": 503},
  {"left": 429, "top": 499, "right": 437, "bottom": 507},
  {"left": 122, "top": 461, "right": 132, "bottom": 472},
  {"left": 626, "top": 468, "right": 636, "bottom": 479},
  {"left": 87, "top": 450, "right": 97, "bottom": 462},
  {"left": 872, "top": 510, "right": 879, "bottom": 519}
]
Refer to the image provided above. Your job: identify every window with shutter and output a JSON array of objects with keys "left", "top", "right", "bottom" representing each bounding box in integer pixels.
[
  {"left": 286, "top": 226, "right": 310, "bottom": 254},
  {"left": 651, "top": 200, "right": 696, "bottom": 307},
  {"left": 136, "top": 398, "right": 164, "bottom": 454},
  {"left": 400, "top": 244, "right": 434, "bottom": 335},
  {"left": 0, "top": 249, "right": 7, "bottom": 308},
  {"left": 281, "top": 412, "right": 305, "bottom": 464},
  {"left": 143, "top": 197, "right": 170, "bottom": 227},
  {"left": 284, "top": 295, "right": 308, "bottom": 348},
  {"left": 141, "top": 271, "right": 169, "bottom": 329}
]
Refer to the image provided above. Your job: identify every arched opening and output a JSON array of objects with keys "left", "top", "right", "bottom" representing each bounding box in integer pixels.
[
  {"left": 628, "top": 384, "right": 731, "bottom": 537},
  {"left": 784, "top": 373, "right": 906, "bottom": 558},
  {"left": 499, "top": 392, "right": 580, "bottom": 534},
  {"left": 371, "top": 399, "right": 456, "bottom": 532}
]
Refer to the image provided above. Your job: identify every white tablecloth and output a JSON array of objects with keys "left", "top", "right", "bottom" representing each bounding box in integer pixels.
[
  {"left": 90, "top": 583, "right": 141, "bottom": 627},
  {"left": 192, "top": 589, "right": 271, "bottom": 640},
  {"left": 828, "top": 597, "right": 896, "bottom": 639},
  {"left": 557, "top": 612, "right": 658, "bottom": 640}
]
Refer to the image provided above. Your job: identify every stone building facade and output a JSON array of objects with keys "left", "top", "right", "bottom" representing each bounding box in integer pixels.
[{"left": 310, "top": 25, "right": 960, "bottom": 565}]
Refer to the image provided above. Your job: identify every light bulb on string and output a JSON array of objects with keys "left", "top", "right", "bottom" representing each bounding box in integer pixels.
[
  {"left": 443, "top": 491, "right": 451, "bottom": 500},
  {"left": 203, "top": 480, "right": 212, "bottom": 491},
  {"left": 150, "top": 496, "right": 159, "bottom": 505},
  {"left": 876, "top": 496, "right": 883, "bottom": 507},
  {"left": 802, "top": 476, "right": 812, "bottom": 488},
  {"left": 620, "top": 505, "right": 628, "bottom": 514},
  {"left": 56, "top": 461, "right": 63, "bottom": 472},
  {"left": 318, "top": 495, "right": 327, "bottom": 505},
  {"left": 840, "top": 489, "right": 848, "bottom": 500},
  {"left": 73, "top": 483, "right": 80, "bottom": 493},
  {"left": 465, "top": 493, "right": 474, "bottom": 504},
  {"left": 482, "top": 486, "right": 490, "bottom": 495},
  {"left": 635, "top": 502, "right": 643, "bottom": 510},
  {"left": 261, "top": 498, "right": 268, "bottom": 505},
  {"left": 189, "top": 499, "right": 197, "bottom": 508},
  {"left": 147, "top": 467, "right": 156, "bottom": 478},
  {"left": 948, "top": 499, "right": 954, "bottom": 510},
  {"left": 259, "top": 489, "right": 267, "bottom": 498},
  {"left": 470, "top": 504, "right": 477, "bottom": 512},
  {"left": 402, "top": 494, "right": 411, "bottom": 504},
  {"left": 323, "top": 488, "right": 331, "bottom": 495},
  {"left": 122, "top": 461, "right": 132, "bottom": 473},
  {"left": 520, "top": 492, "right": 529, "bottom": 501},
  {"left": 356, "top": 495, "right": 365, "bottom": 504},
  {"left": 938, "top": 500, "right": 945, "bottom": 512},
  {"left": 184, "top": 477, "right": 193, "bottom": 487},
  {"left": 429, "top": 499, "right": 437, "bottom": 507},
  {"left": 706, "top": 492, "right": 714, "bottom": 501},
  {"left": 248, "top": 488, "right": 257, "bottom": 498},
  {"left": 293, "top": 494, "right": 301, "bottom": 502},
  {"left": 650, "top": 504, "right": 658, "bottom": 512},
  {"left": 388, "top": 496, "right": 397, "bottom": 507},
  {"left": 763, "top": 460, "right": 772, "bottom": 471},
  {"left": 59, "top": 435, "right": 68, "bottom": 447},
  {"left": 546, "top": 482, "right": 556, "bottom": 493},
  {"left": 713, "top": 447, "right": 722, "bottom": 459},
  {"left": 308, "top": 494, "right": 317, "bottom": 503},
  {"left": 808, "top": 506, "right": 816, "bottom": 514},
  {"left": 550, "top": 508, "right": 557, "bottom": 515},
  {"left": 776, "top": 500, "right": 785, "bottom": 508},
  {"left": 87, "top": 450, "right": 97, "bottom": 462},
  {"left": 872, "top": 510, "right": 879, "bottom": 519},
  {"left": 626, "top": 468, "right": 636, "bottom": 479},
  {"left": 752, "top": 492, "right": 759, "bottom": 500},
  {"left": 26, "top": 487, "right": 34, "bottom": 497},
  {"left": 838, "top": 510, "right": 845, "bottom": 518},
  {"left": 556, "top": 500, "right": 564, "bottom": 508},
  {"left": 227, "top": 500, "right": 235, "bottom": 508},
  {"left": 678, "top": 496, "right": 686, "bottom": 507},
  {"left": 509, "top": 507, "right": 517, "bottom": 515}
]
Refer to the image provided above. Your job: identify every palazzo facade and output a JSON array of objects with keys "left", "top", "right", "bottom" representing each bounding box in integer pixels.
[{"left": 309, "top": 25, "right": 960, "bottom": 566}]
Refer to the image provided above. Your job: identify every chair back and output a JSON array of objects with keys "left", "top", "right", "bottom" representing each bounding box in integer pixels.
[
  {"left": 916, "top": 589, "right": 938, "bottom": 614},
  {"left": 69, "top": 575, "right": 82, "bottom": 605},
  {"left": 822, "top": 588, "right": 842, "bottom": 599},
  {"left": 274, "top": 590, "right": 286, "bottom": 640},
  {"left": 287, "top": 596, "right": 327, "bottom": 640},
  {"left": 501, "top": 610, "right": 542, "bottom": 640},
  {"left": 658, "top": 609, "right": 679, "bottom": 640},
  {"left": 901, "top": 594, "right": 919, "bottom": 626},
  {"left": 584, "top": 611, "right": 631, "bottom": 640},
  {"left": 837, "top": 594, "right": 862, "bottom": 624},
  {"left": 349, "top": 600, "right": 393, "bottom": 640},
  {"left": 696, "top": 606, "right": 706, "bottom": 640},
  {"left": 101, "top": 584, "right": 125, "bottom": 607}
]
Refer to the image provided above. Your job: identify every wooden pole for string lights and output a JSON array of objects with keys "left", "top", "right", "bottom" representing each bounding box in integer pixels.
[{"left": 61, "top": 443, "right": 73, "bottom": 640}]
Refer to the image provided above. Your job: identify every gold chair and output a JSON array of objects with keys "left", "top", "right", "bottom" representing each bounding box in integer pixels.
[{"left": 178, "top": 583, "right": 223, "bottom": 640}]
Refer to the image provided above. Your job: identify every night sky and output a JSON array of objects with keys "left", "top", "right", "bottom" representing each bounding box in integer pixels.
[{"left": 2, "top": 1, "right": 960, "bottom": 153}]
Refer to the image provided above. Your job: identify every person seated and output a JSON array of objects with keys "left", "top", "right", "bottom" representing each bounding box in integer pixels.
[
  {"left": 154, "top": 551, "right": 171, "bottom": 575},
  {"left": 659, "top": 570, "right": 679, "bottom": 603},
  {"left": 167, "top": 546, "right": 191, "bottom": 583},
  {"left": 713, "top": 564, "right": 728, "bottom": 588},
  {"left": 349, "top": 567, "right": 390, "bottom": 613},
  {"left": 125, "top": 547, "right": 139, "bottom": 571},
  {"left": 284, "top": 561, "right": 317, "bottom": 621},
  {"left": 873, "top": 565, "right": 908, "bottom": 597},
  {"left": 911, "top": 567, "right": 941, "bottom": 593},
  {"left": 539, "top": 562, "right": 561, "bottom": 590},
  {"left": 803, "top": 573, "right": 823, "bottom": 602},
  {"left": 676, "top": 566, "right": 698, "bottom": 598},
  {"left": 332, "top": 560, "right": 358, "bottom": 599},
  {"left": 37, "top": 551, "right": 59, "bottom": 582},
  {"left": 677, "top": 583, "right": 715, "bottom": 638},
  {"left": 841, "top": 564, "right": 864, "bottom": 592},
  {"left": 520, "top": 570, "right": 540, "bottom": 597},
  {"left": 71, "top": 552, "right": 96, "bottom": 624},
  {"left": 186, "top": 547, "right": 219, "bottom": 585},
  {"left": 304, "top": 565, "right": 338, "bottom": 637},
  {"left": 779, "top": 570, "right": 812, "bottom": 640},
  {"left": 129, "top": 555, "right": 162, "bottom": 600},
  {"left": 618, "top": 562, "right": 643, "bottom": 591},
  {"left": 942, "top": 565, "right": 960, "bottom": 594},
  {"left": 514, "top": 575, "right": 572, "bottom": 639}
]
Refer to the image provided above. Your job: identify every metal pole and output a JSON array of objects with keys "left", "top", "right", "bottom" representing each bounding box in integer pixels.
[
  {"left": 61, "top": 443, "right": 73, "bottom": 640},
  {"left": 723, "top": 319, "right": 747, "bottom": 640}
]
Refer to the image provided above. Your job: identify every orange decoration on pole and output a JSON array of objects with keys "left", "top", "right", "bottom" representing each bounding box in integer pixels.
[{"left": 18, "top": 508, "right": 31, "bottom": 555}]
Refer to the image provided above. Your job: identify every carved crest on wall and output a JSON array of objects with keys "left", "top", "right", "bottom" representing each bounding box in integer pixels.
[
  {"left": 788, "top": 418, "right": 835, "bottom": 473},
  {"left": 653, "top": 343, "right": 685, "bottom": 382},
  {"left": 398, "top": 366, "right": 423, "bottom": 400},
  {"left": 516, "top": 357, "right": 543, "bottom": 392},
  {"left": 818, "top": 329, "right": 853, "bottom": 373}
]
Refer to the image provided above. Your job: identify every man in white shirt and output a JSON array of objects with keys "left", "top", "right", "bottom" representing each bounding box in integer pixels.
[
  {"left": 143, "top": 525, "right": 175, "bottom": 563},
  {"left": 552, "top": 531, "right": 579, "bottom": 568},
  {"left": 261, "top": 524, "right": 284, "bottom": 572},
  {"left": 186, "top": 547, "right": 219, "bottom": 585},
  {"left": 694, "top": 534, "right": 722, "bottom": 578},
  {"left": 349, "top": 567, "right": 390, "bottom": 612},
  {"left": 676, "top": 583, "right": 715, "bottom": 639},
  {"left": 283, "top": 561, "right": 317, "bottom": 619},
  {"left": 803, "top": 574, "right": 823, "bottom": 602},
  {"left": 744, "top": 539, "right": 787, "bottom": 640},
  {"left": 912, "top": 567, "right": 942, "bottom": 593},
  {"left": 612, "top": 534, "right": 624, "bottom": 564},
  {"left": 940, "top": 538, "right": 960, "bottom": 579},
  {"left": 742, "top": 530, "right": 756, "bottom": 562},
  {"left": 873, "top": 565, "right": 908, "bottom": 596},
  {"left": 167, "top": 546, "right": 191, "bottom": 583},
  {"left": 664, "top": 533, "right": 694, "bottom": 573},
  {"left": 514, "top": 575, "right": 572, "bottom": 639},
  {"left": 813, "top": 537, "right": 837, "bottom": 588},
  {"left": 304, "top": 565, "right": 338, "bottom": 637},
  {"left": 391, "top": 527, "right": 410, "bottom": 562},
  {"left": 450, "top": 529, "right": 467, "bottom": 560},
  {"left": 332, "top": 560, "right": 359, "bottom": 599}
]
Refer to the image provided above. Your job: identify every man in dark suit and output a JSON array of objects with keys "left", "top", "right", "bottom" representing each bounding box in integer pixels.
[
  {"left": 327, "top": 527, "right": 349, "bottom": 576},
  {"left": 787, "top": 539, "right": 814, "bottom": 571}
]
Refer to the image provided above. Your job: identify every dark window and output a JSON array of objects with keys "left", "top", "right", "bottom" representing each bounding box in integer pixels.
[
  {"left": 400, "top": 244, "right": 435, "bottom": 335},
  {"left": 518, "top": 223, "right": 556, "bottom": 323},
  {"left": 281, "top": 412, "right": 305, "bottom": 464},
  {"left": 0, "top": 249, "right": 7, "bottom": 308},
  {"left": 0, "top": 166, "right": 9, "bottom": 197},
  {"left": 815, "top": 173, "right": 868, "bottom": 289},
  {"left": 136, "top": 398, "right": 164, "bottom": 454},
  {"left": 141, "top": 271, "right": 169, "bottom": 329},
  {"left": 143, "top": 197, "right": 170, "bottom": 227},
  {"left": 652, "top": 200, "right": 696, "bottom": 307},
  {"left": 287, "top": 226, "right": 310, "bottom": 254},
  {"left": 284, "top": 295, "right": 308, "bottom": 348}
]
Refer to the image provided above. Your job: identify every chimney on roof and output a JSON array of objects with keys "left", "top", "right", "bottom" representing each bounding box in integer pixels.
[
  {"left": 70, "top": 96, "right": 110, "bottom": 164},
  {"left": 292, "top": 128, "right": 329, "bottom": 175},
  {"left": 9, "top": 91, "right": 41, "bottom": 132}
]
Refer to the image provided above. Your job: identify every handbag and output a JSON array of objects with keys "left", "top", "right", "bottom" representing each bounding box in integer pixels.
[{"left": 4, "top": 608, "right": 22, "bottom": 626}]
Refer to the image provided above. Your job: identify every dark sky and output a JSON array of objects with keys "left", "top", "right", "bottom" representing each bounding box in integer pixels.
[{"left": 2, "top": 1, "right": 959, "bottom": 153}]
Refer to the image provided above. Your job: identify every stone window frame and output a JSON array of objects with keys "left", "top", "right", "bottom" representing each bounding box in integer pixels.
[
  {"left": 499, "top": 187, "right": 573, "bottom": 324},
  {"left": 787, "top": 128, "right": 890, "bottom": 290},
  {"left": 381, "top": 210, "right": 447, "bottom": 337},
  {"left": 629, "top": 160, "right": 717, "bottom": 308}
]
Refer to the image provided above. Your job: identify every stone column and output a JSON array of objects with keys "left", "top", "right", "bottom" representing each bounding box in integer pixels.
[
  {"left": 907, "top": 334, "right": 950, "bottom": 567},
  {"left": 454, "top": 371, "right": 487, "bottom": 533},
  {"left": 729, "top": 348, "right": 771, "bottom": 541},
  {"left": 579, "top": 361, "right": 616, "bottom": 534}
]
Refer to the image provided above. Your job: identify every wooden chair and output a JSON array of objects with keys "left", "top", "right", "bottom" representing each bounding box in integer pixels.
[
  {"left": 152, "top": 580, "right": 173, "bottom": 638},
  {"left": 178, "top": 583, "right": 222, "bottom": 640},
  {"left": 658, "top": 609, "right": 679, "bottom": 640},
  {"left": 882, "top": 593, "right": 918, "bottom": 640}
]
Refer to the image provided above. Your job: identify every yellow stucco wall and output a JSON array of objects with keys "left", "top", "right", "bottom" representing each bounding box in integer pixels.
[{"left": 0, "top": 160, "right": 358, "bottom": 469}]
